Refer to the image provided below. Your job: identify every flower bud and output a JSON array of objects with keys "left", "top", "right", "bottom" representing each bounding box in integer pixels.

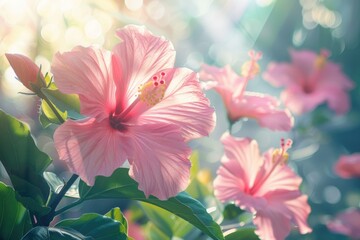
[{"left": 5, "top": 53, "right": 45, "bottom": 92}]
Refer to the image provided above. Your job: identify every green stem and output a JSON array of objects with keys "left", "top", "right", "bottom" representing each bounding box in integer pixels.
[
  {"left": 48, "top": 174, "right": 79, "bottom": 209},
  {"left": 55, "top": 199, "right": 84, "bottom": 216}
]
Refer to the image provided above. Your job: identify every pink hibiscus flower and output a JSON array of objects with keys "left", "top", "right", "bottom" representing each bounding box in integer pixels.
[
  {"left": 213, "top": 133, "right": 312, "bottom": 240},
  {"left": 263, "top": 49, "right": 354, "bottom": 115},
  {"left": 51, "top": 25, "right": 215, "bottom": 200},
  {"left": 334, "top": 153, "right": 360, "bottom": 178},
  {"left": 200, "top": 51, "right": 293, "bottom": 131},
  {"left": 327, "top": 208, "right": 360, "bottom": 238}
]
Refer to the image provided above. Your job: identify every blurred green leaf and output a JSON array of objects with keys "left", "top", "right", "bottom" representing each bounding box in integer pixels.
[
  {"left": 224, "top": 228, "right": 259, "bottom": 240},
  {"left": 0, "top": 182, "right": 32, "bottom": 240},
  {"left": 55, "top": 210, "right": 129, "bottom": 240},
  {"left": 145, "top": 222, "right": 169, "bottom": 240},
  {"left": 21, "top": 226, "right": 91, "bottom": 240},
  {"left": 79, "top": 168, "right": 224, "bottom": 240},
  {"left": 0, "top": 110, "right": 51, "bottom": 215},
  {"left": 41, "top": 83, "right": 82, "bottom": 120},
  {"left": 223, "top": 204, "right": 245, "bottom": 220},
  {"left": 43, "top": 172, "right": 80, "bottom": 198}
]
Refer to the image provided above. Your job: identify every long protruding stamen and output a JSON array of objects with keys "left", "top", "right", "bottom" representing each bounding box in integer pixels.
[
  {"left": 305, "top": 49, "right": 331, "bottom": 93},
  {"left": 233, "top": 50, "right": 262, "bottom": 99},
  {"left": 250, "top": 138, "right": 292, "bottom": 195}
]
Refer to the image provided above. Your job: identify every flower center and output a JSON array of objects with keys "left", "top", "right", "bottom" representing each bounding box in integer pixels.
[
  {"left": 304, "top": 49, "right": 330, "bottom": 93},
  {"left": 137, "top": 71, "right": 167, "bottom": 106},
  {"left": 109, "top": 71, "right": 169, "bottom": 132}
]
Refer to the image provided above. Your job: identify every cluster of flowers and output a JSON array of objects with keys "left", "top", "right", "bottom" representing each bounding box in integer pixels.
[{"left": 6, "top": 25, "right": 359, "bottom": 240}]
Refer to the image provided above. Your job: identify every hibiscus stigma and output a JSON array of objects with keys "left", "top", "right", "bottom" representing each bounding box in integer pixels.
[{"left": 272, "top": 138, "right": 293, "bottom": 165}]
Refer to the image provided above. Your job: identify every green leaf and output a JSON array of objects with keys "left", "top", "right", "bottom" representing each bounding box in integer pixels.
[
  {"left": 39, "top": 99, "right": 67, "bottom": 128},
  {"left": 223, "top": 204, "right": 245, "bottom": 220},
  {"left": 104, "top": 208, "right": 128, "bottom": 236},
  {"left": 79, "top": 168, "right": 224, "bottom": 240},
  {"left": 0, "top": 110, "right": 51, "bottom": 214},
  {"left": 43, "top": 172, "right": 79, "bottom": 198},
  {"left": 224, "top": 228, "right": 259, "bottom": 240},
  {"left": 55, "top": 211, "right": 129, "bottom": 240},
  {"left": 21, "top": 226, "right": 91, "bottom": 240},
  {"left": 0, "top": 182, "right": 32, "bottom": 240},
  {"left": 141, "top": 202, "right": 195, "bottom": 238},
  {"left": 41, "top": 84, "right": 82, "bottom": 120},
  {"left": 144, "top": 222, "right": 169, "bottom": 240}
]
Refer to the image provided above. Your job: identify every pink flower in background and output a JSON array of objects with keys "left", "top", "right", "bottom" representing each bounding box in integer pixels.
[
  {"left": 327, "top": 208, "right": 360, "bottom": 238},
  {"left": 214, "top": 133, "right": 311, "bottom": 240},
  {"left": 52, "top": 25, "right": 215, "bottom": 200},
  {"left": 334, "top": 153, "right": 360, "bottom": 178},
  {"left": 263, "top": 49, "right": 354, "bottom": 115},
  {"left": 5, "top": 53, "right": 45, "bottom": 92},
  {"left": 200, "top": 51, "right": 293, "bottom": 131},
  {"left": 125, "top": 211, "right": 145, "bottom": 240}
]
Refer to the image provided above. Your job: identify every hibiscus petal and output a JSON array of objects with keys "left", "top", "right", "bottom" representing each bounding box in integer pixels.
[
  {"left": 213, "top": 155, "right": 267, "bottom": 212},
  {"left": 138, "top": 68, "right": 215, "bottom": 140},
  {"left": 253, "top": 154, "right": 302, "bottom": 197},
  {"left": 262, "top": 62, "right": 304, "bottom": 88},
  {"left": 254, "top": 207, "right": 292, "bottom": 240},
  {"left": 221, "top": 133, "right": 263, "bottom": 191},
  {"left": 125, "top": 123, "right": 191, "bottom": 200},
  {"left": 54, "top": 118, "right": 127, "bottom": 185},
  {"left": 52, "top": 46, "right": 116, "bottom": 121},
  {"left": 289, "top": 49, "right": 317, "bottom": 77},
  {"left": 265, "top": 190, "right": 312, "bottom": 235},
  {"left": 230, "top": 92, "right": 294, "bottom": 131},
  {"left": 113, "top": 25, "right": 176, "bottom": 103}
]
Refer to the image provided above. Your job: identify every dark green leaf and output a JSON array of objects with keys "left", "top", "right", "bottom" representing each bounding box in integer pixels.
[
  {"left": 0, "top": 110, "right": 51, "bottom": 214},
  {"left": 43, "top": 172, "right": 80, "bottom": 198},
  {"left": 79, "top": 168, "right": 224, "bottom": 240},
  {"left": 0, "top": 182, "right": 32, "bottom": 240},
  {"left": 55, "top": 211, "right": 129, "bottom": 240},
  {"left": 224, "top": 228, "right": 259, "bottom": 240},
  {"left": 41, "top": 84, "right": 83, "bottom": 120},
  {"left": 21, "top": 226, "right": 92, "bottom": 240}
]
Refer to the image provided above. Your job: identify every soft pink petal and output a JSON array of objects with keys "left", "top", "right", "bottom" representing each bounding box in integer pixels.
[
  {"left": 318, "top": 62, "right": 354, "bottom": 89},
  {"left": 289, "top": 49, "right": 317, "bottom": 77},
  {"left": 262, "top": 62, "right": 303, "bottom": 88},
  {"left": 199, "top": 64, "right": 244, "bottom": 92},
  {"left": 254, "top": 190, "right": 311, "bottom": 240},
  {"left": 281, "top": 86, "right": 327, "bottom": 114},
  {"left": 125, "top": 123, "right": 191, "bottom": 200},
  {"left": 138, "top": 68, "right": 215, "bottom": 140},
  {"left": 51, "top": 46, "right": 116, "bottom": 121},
  {"left": 334, "top": 153, "right": 360, "bottom": 178},
  {"left": 327, "top": 208, "right": 360, "bottom": 238},
  {"left": 252, "top": 153, "right": 302, "bottom": 197},
  {"left": 5, "top": 53, "right": 43, "bottom": 91},
  {"left": 221, "top": 133, "right": 263, "bottom": 190},
  {"left": 321, "top": 86, "right": 351, "bottom": 114},
  {"left": 254, "top": 207, "right": 292, "bottom": 240},
  {"left": 113, "top": 25, "right": 176, "bottom": 103},
  {"left": 54, "top": 118, "right": 127, "bottom": 185},
  {"left": 229, "top": 92, "right": 294, "bottom": 131}
]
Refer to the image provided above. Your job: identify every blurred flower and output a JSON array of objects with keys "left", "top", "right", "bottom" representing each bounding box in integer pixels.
[
  {"left": 334, "top": 153, "right": 360, "bottom": 178},
  {"left": 125, "top": 211, "right": 145, "bottom": 240},
  {"left": 5, "top": 53, "right": 45, "bottom": 93},
  {"left": 52, "top": 25, "right": 215, "bottom": 200},
  {"left": 327, "top": 208, "right": 360, "bottom": 238},
  {"left": 214, "top": 134, "right": 311, "bottom": 240},
  {"left": 263, "top": 49, "right": 354, "bottom": 115},
  {"left": 200, "top": 51, "right": 293, "bottom": 131}
]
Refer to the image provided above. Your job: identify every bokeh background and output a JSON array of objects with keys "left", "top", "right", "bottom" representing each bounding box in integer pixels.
[{"left": 0, "top": 0, "right": 359, "bottom": 239}]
